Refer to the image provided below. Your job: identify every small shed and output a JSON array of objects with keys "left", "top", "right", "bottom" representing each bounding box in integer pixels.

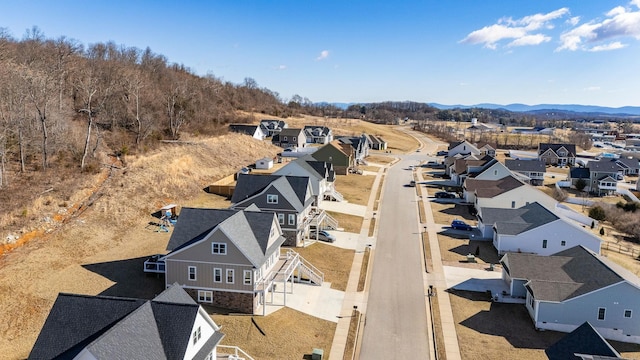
[{"left": 256, "top": 157, "right": 274, "bottom": 170}]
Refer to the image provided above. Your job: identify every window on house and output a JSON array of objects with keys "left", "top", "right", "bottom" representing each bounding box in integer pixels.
[
  {"left": 205, "top": 352, "right": 213, "bottom": 360},
  {"left": 542, "top": 240, "right": 548, "bottom": 249},
  {"left": 293, "top": 137, "right": 296, "bottom": 141},
  {"left": 193, "top": 326, "right": 202, "bottom": 345},
  {"left": 598, "top": 307, "right": 606, "bottom": 320},
  {"left": 494, "top": 170, "right": 497, "bottom": 175},
  {"left": 528, "top": 295, "right": 534, "bottom": 308},
  {"left": 267, "top": 194, "right": 278, "bottom": 204},
  {"left": 288, "top": 214, "right": 296, "bottom": 225},
  {"left": 283, "top": 136, "right": 287, "bottom": 141},
  {"left": 198, "top": 290, "right": 212, "bottom": 303},
  {"left": 561, "top": 240, "right": 566, "bottom": 246},
  {"left": 244, "top": 270, "right": 252, "bottom": 285},
  {"left": 625, "top": 309, "right": 632, "bottom": 318},
  {"left": 226, "top": 269, "right": 235, "bottom": 284},
  {"left": 214, "top": 268, "right": 222, "bottom": 283},
  {"left": 278, "top": 213, "right": 284, "bottom": 225},
  {"left": 511, "top": 201, "right": 516, "bottom": 208},
  {"left": 212, "top": 242, "right": 227, "bottom": 255},
  {"left": 188, "top": 266, "right": 197, "bottom": 281}
]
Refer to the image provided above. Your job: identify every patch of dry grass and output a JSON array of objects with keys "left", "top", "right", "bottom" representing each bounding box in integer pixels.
[
  {"left": 342, "top": 310, "right": 361, "bottom": 360},
  {"left": 430, "top": 291, "right": 447, "bottom": 360},
  {"left": 422, "top": 232, "right": 433, "bottom": 273},
  {"left": 366, "top": 155, "right": 395, "bottom": 164},
  {"left": 374, "top": 175, "right": 384, "bottom": 211},
  {"left": 326, "top": 211, "right": 363, "bottom": 233},
  {"left": 368, "top": 218, "right": 376, "bottom": 237},
  {"left": 335, "top": 174, "right": 375, "bottom": 206},
  {"left": 294, "top": 242, "right": 354, "bottom": 291},
  {"left": 212, "top": 308, "right": 335, "bottom": 360},
  {"left": 357, "top": 247, "right": 370, "bottom": 292},
  {"left": 449, "top": 290, "right": 563, "bottom": 360}
]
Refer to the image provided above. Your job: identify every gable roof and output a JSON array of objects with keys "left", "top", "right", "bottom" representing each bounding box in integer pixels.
[
  {"left": 545, "top": 322, "right": 622, "bottom": 360},
  {"left": 259, "top": 119, "right": 286, "bottom": 129},
  {"left": 588, "top": 160, "right": 620, "bottom": 173},
  {"left": 502, "top": 246, "right": 629, "bottom": 302},
  {"left": 230, "top": 173, "right": 312, "bottom": 207},
  {"left": 29, "top": 285, "right": 222, "bottom": 360},
  {"left": 464, "top": 175, "right": 525, "bottom": 198},
  {"left": 166, "top": 207, "right": 283, "bottom": 267},
  {"left": 228, "top": 124, "right": 260, "bottom": 136},
  {"left": 448, "top": 140, "right": 480, "bottom": 153},
  {"left": 303, "top": 125, "right": 330, "bottom": 137},
  {"left": 616, "top": 157, "right": 639, "bottom": 169},
  {"left": 538, "top": 143, "right": 577, "bottom": 156},
  {"left": 481, "top": 202, "right": 559, "bottom": 235},
  {"left": 505, "top": 159, "right": 546, "bottom": 173},
  {"left": 275, "top": 128, "right": 304, "bottom": 138}
]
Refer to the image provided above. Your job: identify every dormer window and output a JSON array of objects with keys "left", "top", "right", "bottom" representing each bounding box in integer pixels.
[
  {"left": 267, "top": 194, "right": 278, "bottom": 204},
  {"left": 283, "top": 136, "right": 288, "bottom": 141},
  {"left": 293, "top": 136, "right": 297, "bottom": 141}
]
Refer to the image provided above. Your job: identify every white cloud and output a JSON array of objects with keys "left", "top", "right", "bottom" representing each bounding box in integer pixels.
[
  {"left": 277, "top": 65, "right": 287, "bottom": 70},
  {"left": 567, "top": 16, "right": 581, "bottom": 26},
  {"left": 461, "top": 8, "right": 568, "bottom": 49},
  {"left": 588, "top": 41, "right": 627, "bottom": 51},
  {"left": 316, "top": 50, "right": 329, "bottom": 61},
  {"left": 508, "top": 34, "right": 551, "bottom": 47},
  {"left": 584, "top": 86, "right": 601, "bottom": 91},
  {"left": 557, "top": 1, "right": 640, "bottom": 51}
]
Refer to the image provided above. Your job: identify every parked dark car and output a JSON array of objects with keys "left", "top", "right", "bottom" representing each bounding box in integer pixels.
[
  {"left": 451, "top": 219, "right": 473, "bottom": 231},
  {"left": 436, "top": 150, "right": 448, "bottom": 156},
  {"left": 435, "top": 191, "right": 456, "bottom": 198}
]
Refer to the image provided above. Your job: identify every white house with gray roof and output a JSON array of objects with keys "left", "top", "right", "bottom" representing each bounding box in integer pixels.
[
  {"left": 478, "top": 202, "right": 601, "bottom": 255},
  {"left": 30, "top": 284, "right": 226, "bottom": 360},
  {"left": 501, "top": 246, "right": 640, "bottom": 344}
]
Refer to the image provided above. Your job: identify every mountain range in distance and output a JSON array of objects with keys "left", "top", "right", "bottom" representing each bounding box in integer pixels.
[{"left": 321, "top": 102, "right": 640, "bottom": 116}]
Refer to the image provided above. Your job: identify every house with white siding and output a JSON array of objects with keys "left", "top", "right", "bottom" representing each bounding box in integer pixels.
[
  {"left": 478, "top": 202, "right": 601, "bottom": 255},
  {"left": 501, "top": 246, "right": 640, "bottom": 344}
]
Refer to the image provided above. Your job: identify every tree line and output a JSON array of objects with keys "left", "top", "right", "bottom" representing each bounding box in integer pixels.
[{"left": 0, "top": 27, "right": 295, "bottom": 185}]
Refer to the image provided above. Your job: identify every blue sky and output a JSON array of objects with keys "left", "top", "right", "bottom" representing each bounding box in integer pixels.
[{"left": 1, "top": 1, "right": 640, "bottom": 107}]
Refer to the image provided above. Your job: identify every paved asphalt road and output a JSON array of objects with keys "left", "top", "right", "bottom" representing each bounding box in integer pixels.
[{"left": 359, "top": 153, "right": 430, "bottom": 359}]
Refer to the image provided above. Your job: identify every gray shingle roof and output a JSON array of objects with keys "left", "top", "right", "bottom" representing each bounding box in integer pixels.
[
  {"left": 502, "top": 246, "right": 626, "bottom": 302},
  {"left": 505, "top": 159, "right": 546, "bottom": 173},
  {"left": 464, "top": 175, "right": 524, "bottom": 198},
  {"left": 545, "top": 322, "right": 621, "bottom": 360},
  {"left": 616, "top": 157, "right": 639, "bottom": 169},
  {"left": 230, "top": 174, "right": 311, "bottom": 208},
  {"left": 29, "top": 286, "right": 222, "bottom": 360},
  {"left": 481, "top": 202, "right": 558, "bottom": 235},
  {"left": 228, "top": 124, "right": 259, "bottom": 136},
  {"left": 538, "top": 143, "right": 577, "bottom": 156},
  {"left": 587, "top": 160, "right": 619, "bottom": 173},
  {"left": 166, "top": 207, "right": 284, "bottom": 268}
]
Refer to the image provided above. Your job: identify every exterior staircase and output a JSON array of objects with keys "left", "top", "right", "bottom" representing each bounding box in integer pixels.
[
  {"left": 294, "top": 252, "right": 324, "bottom": 285},
  {"left": 324, "top": 188, "right": 344, "bottom": 202},
  {"left": 308, "top": 209, "right": 339, "bottom": 230}
]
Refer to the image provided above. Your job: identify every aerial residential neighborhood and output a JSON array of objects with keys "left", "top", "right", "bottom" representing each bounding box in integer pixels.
[{"left": 2, "top": 2, "right": 640, "bottom": 359}]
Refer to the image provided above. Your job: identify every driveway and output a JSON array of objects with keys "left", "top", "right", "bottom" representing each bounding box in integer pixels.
[{"left": 319, "top": 201, "right": 367, "bottom": 217}]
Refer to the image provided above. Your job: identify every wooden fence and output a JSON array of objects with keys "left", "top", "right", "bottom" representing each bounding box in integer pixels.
[{"left": 602, "top": 241, "right": 640, "bottom": 259}]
